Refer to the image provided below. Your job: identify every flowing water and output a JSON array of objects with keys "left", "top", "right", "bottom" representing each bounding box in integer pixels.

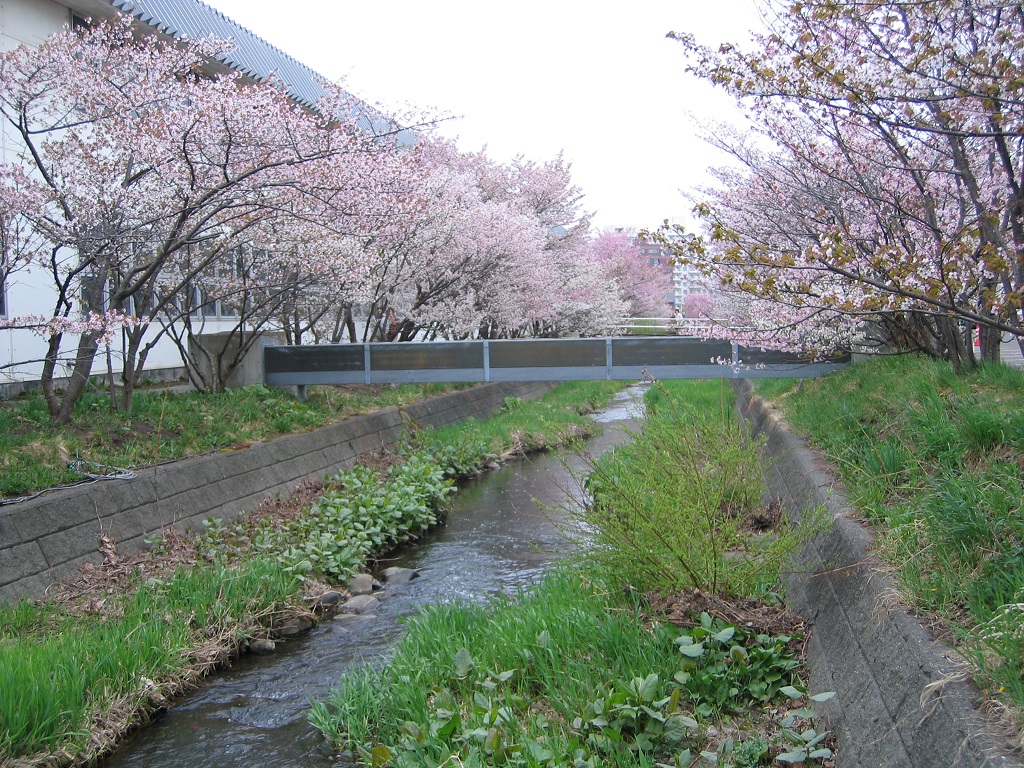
[{"left": 101, "top": 386, "right": 644, "bottom": 768}]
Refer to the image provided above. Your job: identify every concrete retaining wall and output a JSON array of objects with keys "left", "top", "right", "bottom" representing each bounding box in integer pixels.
[
  {"left": 735, "top": 380, "right": 1020, "bottom": 768},
  {"left": 0, "top": 381, "right": 554, "bottom": 605}
]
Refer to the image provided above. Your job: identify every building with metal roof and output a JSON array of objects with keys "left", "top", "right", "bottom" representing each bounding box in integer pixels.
[
  {"left": 39, "top": 0, "right": 410, "bottom": 138},
  {"left": 0, "top": 0, "right": 410, "bottom": 395}
]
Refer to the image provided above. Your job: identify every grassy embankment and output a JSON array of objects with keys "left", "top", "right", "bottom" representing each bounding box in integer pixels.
[
  {"left": 0, "top": 382, "right": 468, "bottom": 499},
  {"left": 0, "top": 381, "right": 620, "bottom": 766},
  {"left": 310, "top": 380, "right": 834, "bottom": 768},
  {"left": 755, "top": 356, "right": 1024, "bottom": 726}
]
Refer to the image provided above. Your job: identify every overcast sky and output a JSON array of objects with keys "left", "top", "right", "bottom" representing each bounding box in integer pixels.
[{"left": 203, "top": 1, "right": 763, "bottom": 231}]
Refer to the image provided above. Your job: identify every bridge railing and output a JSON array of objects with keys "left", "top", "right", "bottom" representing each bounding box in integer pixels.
[{"left": 264, "top": 337, "right": 849, "bottom": 392}]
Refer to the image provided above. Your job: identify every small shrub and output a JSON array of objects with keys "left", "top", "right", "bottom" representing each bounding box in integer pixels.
[{"left": 197, "top": 450, "right": 456, "bottom": 581}]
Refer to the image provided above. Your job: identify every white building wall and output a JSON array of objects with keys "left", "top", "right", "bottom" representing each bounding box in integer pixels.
[
  {"left": 1, "top": 0, "right": 69, "bottom": 50},
  {"left": 1, "top": 0, "right": 73, "bottom": 389},
  {"left": 0, "top": 0, "right": 238, "bottom": 392}
]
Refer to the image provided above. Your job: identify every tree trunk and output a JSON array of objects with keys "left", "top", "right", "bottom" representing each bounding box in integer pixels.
[
  {"left": 344, "top": 305, "right": 357, "bottom": 343},
  {"left": 54, "top": 332, "right": 101, "bottom": 424},
  {"left": 40, "top": 332, "right": 64, "bottom": 420},
  {"left": 106, "top": 344, "right": 118, "bottom": 411}
]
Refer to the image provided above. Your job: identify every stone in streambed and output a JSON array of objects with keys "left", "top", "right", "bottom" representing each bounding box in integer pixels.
[
  {"left": 333, "top": 613, "right": 376, "bottom": 630},
  {"left": 278, "top": 616, "right": 315, "bottom": 637},
  {"left": 381, "top": 567, "right": 419, "bottom": 585},
  {"left": 249, "top": 638, "right": 277, "bottom": 654},
  {"left": 341, "top": 594, "right": 380, "bottom": 614},
  {"left": 346, "top": 574, "right": 380, "bottom": 595},
  {"left": 314, "top": 590, "right": 345, "bottom": 611}
]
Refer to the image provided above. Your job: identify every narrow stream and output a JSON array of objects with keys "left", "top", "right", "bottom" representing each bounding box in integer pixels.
[{"left": 101, "top": 386, "right": 644, "bottom": 768}]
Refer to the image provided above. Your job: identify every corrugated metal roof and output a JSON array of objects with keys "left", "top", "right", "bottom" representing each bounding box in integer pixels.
[
  {"left": 107, "top": 0, "right": 408, "bottom": 139},
  {"left": 111, "top": 0, "right": 331, "bottom": 108}
]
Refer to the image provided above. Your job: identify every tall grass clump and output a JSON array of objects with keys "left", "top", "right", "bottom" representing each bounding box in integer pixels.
[
  {"left": 757, "top": 355, "right": 1024, "bottom": 712},
  {"left": 0, "top": 559, "right": 300, "bottom": 761},
  {"left": 568, "top": 380, "right": 825, "bottom": 597}
]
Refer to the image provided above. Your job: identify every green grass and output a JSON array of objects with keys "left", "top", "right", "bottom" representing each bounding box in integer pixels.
[
  {"left": 754, "top": 355, "right": 1024, "bottom": 711},
  {"left": 566, "top": 379, "right": 826, "bottom": 597},
  {"left": 745, "top": 378, "right": 798, "bottom": 402},
  {"left": 309, "top": 569, "right": 808, "bottom": 767},
  {"left": 645, "top": 379, "right": 739, "bottom": 423},
  {"left": 0, "top": 382, "right": 465, "bottom": 499},
  {"left": 619, "top": 319, "right": 674, "bottom": 336},
  {"left": 0, "top": 560, "right": 301, "bottom": 760}
]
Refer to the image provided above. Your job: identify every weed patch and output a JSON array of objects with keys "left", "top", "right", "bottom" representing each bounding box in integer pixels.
[
  {"left": 567, "top": 380, "right": 827, "bottom": 597},
  {"left": 309, "top": 571, "right": 827, "bottom": 767},
  {"left": 198, "top": 450, "right": 458, "bottom": 581}
]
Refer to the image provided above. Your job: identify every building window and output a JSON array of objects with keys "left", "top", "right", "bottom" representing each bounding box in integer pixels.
[
  {"left": 189, "top": 287, "right": 215, "bottom": 317},
  {"left": 189, "top": 286, "right": 240, "bottom": 319}
]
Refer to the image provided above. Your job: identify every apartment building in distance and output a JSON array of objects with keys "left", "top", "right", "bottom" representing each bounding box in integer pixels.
[{"left": 630, "top": 225, "right": 706, "bottom": 314}]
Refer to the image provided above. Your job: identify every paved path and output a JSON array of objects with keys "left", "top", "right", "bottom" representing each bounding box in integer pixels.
[{"left": 1003, "top": 337, "right": 1023, "bottom": 368}]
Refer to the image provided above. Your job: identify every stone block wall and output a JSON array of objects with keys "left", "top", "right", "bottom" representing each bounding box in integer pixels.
[{"left": 0, "top": 381, "right": 554, "bottom": 604}]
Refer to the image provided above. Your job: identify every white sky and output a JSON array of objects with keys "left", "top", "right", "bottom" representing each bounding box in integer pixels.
[{"left": 203, "top": 1, "right": 763, "bottom": 231}]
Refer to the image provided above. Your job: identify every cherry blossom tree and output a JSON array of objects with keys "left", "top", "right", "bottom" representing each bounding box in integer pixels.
[
  {"left": 584, "top": 229, "right": 673, "bottom": 317},
  {"left": 683, "top": 293, "right": 714, "bottom": 319},
  {"left": 660, "top": 0, "right": 1024, "bottom": 367},
  {"left": 347, "top": 138, "right": 607, "bottom": 342},
  {"left": 0, "top": 17, "right": 418, "bottom": 417}
]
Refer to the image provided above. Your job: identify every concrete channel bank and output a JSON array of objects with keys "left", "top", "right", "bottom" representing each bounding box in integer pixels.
[
  {"left": 736, "top": 380, "right": 1021, "bottom": 768},
  {"left": 0, "top": 381, "right": 554, "bottom": 605}
]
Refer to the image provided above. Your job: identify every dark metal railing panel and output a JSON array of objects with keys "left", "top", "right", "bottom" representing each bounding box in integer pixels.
[
  {"left": 370, "top": 342, "right": 483, "bottom": 371},
  {"left": 488, "top": 338, "right": 607, "bottom": 368},
  {"left": 611, "top": 337, "right": 734, "bottom": 366},
  {"left": 263, "top": 345, "right": 364, "bottom": 375}
]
